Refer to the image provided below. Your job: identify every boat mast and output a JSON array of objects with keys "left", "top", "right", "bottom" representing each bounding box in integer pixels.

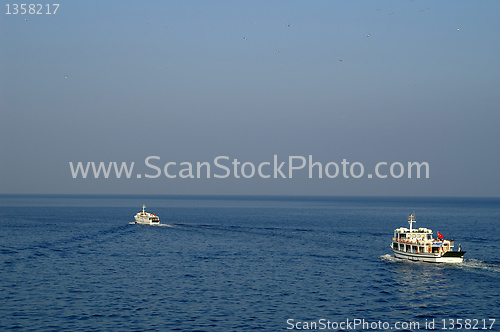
[
  {"left": 142, "top": 205, "right": 146, "bottom": 213},
  {"left": 408, "top": 213, "right": 416, "bottom": 231}
]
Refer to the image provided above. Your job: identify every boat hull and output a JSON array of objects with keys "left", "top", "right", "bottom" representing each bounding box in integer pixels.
[
  {"left": 134, "top": 221, "right": 160, "bottom": 225},
  {"left": 134, "top": 216, "right": 160, "bottom": 225},
  {"left": 392, "top": 248, "right": 465, "bottom": 263}
]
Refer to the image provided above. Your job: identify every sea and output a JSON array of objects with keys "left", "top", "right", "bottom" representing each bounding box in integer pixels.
[{"left": 0, "top": 195, "right": 499, "bottom": 331}]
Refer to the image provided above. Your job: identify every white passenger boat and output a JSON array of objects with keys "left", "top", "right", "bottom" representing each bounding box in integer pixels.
[
  {"left": 391, "top": 213, "right": 465, "bottom": 263},
  {"left": 134, "top": 205, "right": 160, "bottom": 225}
]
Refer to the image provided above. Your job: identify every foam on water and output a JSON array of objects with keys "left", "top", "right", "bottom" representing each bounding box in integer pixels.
[
  {"left": 458, "top": 259, "right": 500, "bottom": 273},
  {"left": 128, "top": 222, "right": 174, "bottom": 227},
  {"left": 379, "top": 254, "right": 500, "bottom": 274},
  {"left": 379, "top": 253, "right": 399, "bottom": 263}
]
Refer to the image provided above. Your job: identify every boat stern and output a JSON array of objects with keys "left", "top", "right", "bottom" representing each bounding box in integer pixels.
[{"left": 437, "top": 251, "right": 466, "bottom": 263}]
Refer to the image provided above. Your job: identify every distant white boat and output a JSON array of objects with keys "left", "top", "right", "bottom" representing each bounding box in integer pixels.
[
  {"left": 391, "top": 213, "right": 465, "bottom": 263},
  {"left": 133, "top": 205, "right": 160, "bottom": 225}
]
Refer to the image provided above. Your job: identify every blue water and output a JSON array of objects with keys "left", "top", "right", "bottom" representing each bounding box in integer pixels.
[{"left": 1, "top": 195, "right": 499, "bottom": 331}]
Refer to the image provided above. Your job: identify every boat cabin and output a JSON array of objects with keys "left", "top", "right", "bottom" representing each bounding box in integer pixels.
[{"left": 392, "top": 214, "right": 455, "bottom": 255}]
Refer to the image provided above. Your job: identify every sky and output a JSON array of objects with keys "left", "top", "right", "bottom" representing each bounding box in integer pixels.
[{"left": 1, "top": 0, "right": 499, "bottom": 197}]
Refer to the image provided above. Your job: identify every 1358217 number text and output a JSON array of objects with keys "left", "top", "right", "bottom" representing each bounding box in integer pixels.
[{"left": 5, "top": 4, "right": 60, "bottom": 15}]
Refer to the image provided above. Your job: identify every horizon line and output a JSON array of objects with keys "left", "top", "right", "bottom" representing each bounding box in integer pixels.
[{"left": 1, "top": 193, "right": 499, "bottom": 200}]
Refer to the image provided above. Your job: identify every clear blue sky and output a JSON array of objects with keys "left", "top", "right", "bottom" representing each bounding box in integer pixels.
[{"left": 1, "top": 0, "right": 499, "bottom": 196}]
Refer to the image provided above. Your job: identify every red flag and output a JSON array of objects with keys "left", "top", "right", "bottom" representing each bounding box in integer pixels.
[{"left": 437, "top": 232, "right": 444, "bottom": 239}]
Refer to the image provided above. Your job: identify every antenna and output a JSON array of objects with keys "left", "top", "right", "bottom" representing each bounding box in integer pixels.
[{"left": 408, "top": 212, "right": 416, "bottom": 231}]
